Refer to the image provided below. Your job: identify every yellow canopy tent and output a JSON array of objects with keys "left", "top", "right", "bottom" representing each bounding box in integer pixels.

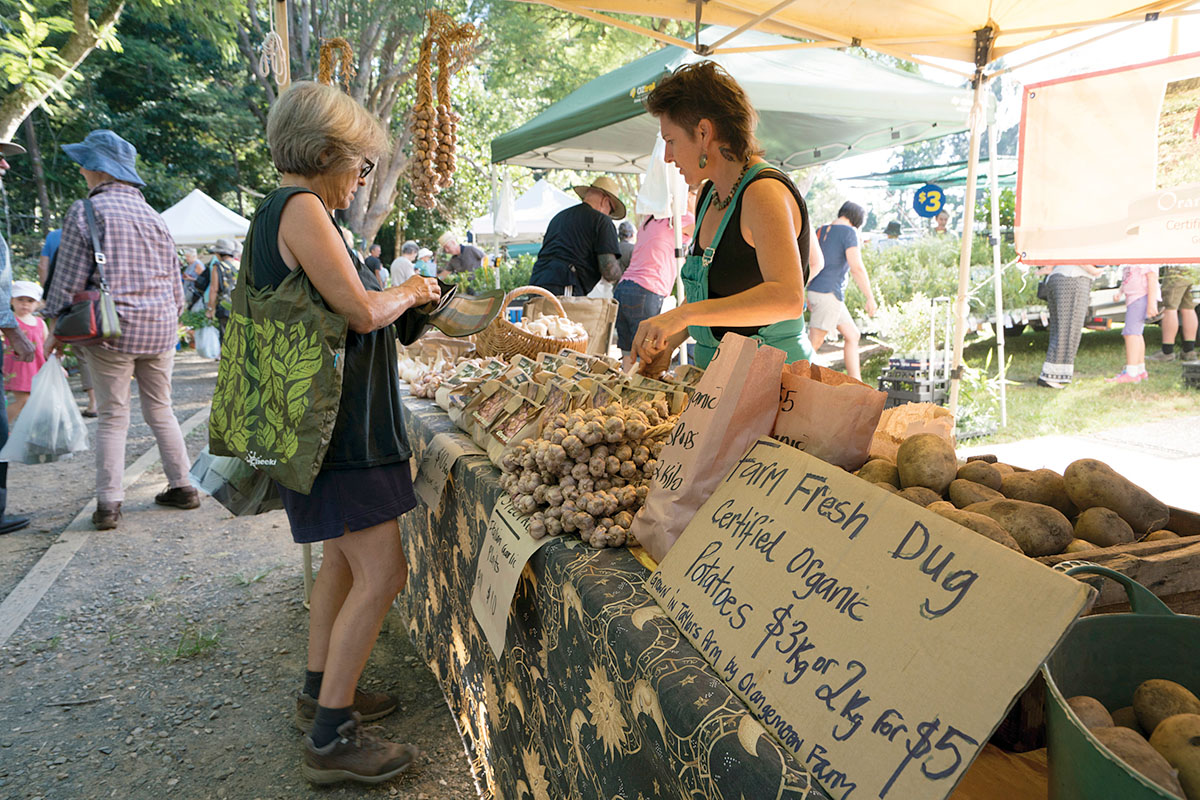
[{"left": 518, "top": 0, "right": 1199, "bottom": 421}]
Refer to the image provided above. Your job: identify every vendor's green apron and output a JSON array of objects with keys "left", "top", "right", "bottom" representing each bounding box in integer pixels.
[{"left": 682, "top": 162, "right": 813, "bottom": 368}]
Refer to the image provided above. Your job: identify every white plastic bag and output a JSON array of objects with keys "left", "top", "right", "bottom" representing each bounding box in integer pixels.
[
  {"left": 587, "top": 279, "right": 615, "bottom": 300},
  {"left": 195, "top": 325, "right": 221, "bottom": 359},
  {"left": 0, "top": 356, "right": 90, "bottom": 464}
]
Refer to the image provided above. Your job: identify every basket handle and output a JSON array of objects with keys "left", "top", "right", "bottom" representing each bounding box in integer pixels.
[
  {"left": 1059, "top": 562, "right": 1175, "bottom": 617},
  {"left": 503, "top": 285, "right": 567, "bottom": 318}
]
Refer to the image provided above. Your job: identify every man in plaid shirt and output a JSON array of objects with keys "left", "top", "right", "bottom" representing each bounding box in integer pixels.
[{"left": 43, "top": 130, "right": 200, "bottom": 530}]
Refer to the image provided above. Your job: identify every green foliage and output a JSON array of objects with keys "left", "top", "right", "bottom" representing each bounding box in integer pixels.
[
  {"left": 974, "top": 187, "right": 1015, "bottom": 230},
  {"left": 0, "top": 2, "right": 77, "bottom": 97},
  {"left": 179, "top": 310, "right": 214, "bottom": 330},
  {"left": 444, "top": 254, "right": 534, "bottom": 295}
]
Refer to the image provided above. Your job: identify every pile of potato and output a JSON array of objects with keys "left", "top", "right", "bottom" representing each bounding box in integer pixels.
[
  {"left": 1066, "top": 679, "right": 1200, "bottom": 798},
  {"left": 856, "top": 434, "right": 1179, "bottom": 557},
  {"left": 498, "top": 400, "right": 676, "bottom": 548}
]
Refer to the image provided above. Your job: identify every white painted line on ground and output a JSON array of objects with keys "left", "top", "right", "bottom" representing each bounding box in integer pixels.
[{"left": 0, "top": 407, "right": 210, "bottom": 647}]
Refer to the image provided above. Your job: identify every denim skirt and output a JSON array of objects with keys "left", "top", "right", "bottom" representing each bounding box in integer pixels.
[{"left": 277, "top": 460, "right": 417, "bottom": 544}]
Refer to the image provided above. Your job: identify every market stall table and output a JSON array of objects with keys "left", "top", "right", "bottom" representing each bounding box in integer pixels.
[{"left": 395, "top": 390, "right": 824, "bottom": 799}]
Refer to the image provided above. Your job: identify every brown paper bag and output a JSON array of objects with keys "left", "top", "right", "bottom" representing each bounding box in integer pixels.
[
  {"left": 771, "top": 361, "right": 886, "bottom": 471},
  {"left": 868, "top": 402, "right": 956, "bottom": 463},
  {"left": 526, "top": 296, "right": 618, "bottom": 356},
  {"left": 631, "top": 334, "right": 786, "bottom": 562}
]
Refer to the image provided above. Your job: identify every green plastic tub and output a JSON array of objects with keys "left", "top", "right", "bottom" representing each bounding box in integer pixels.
[{"left": 1043, "top": 564, "right": 1199, "bottom": 799}]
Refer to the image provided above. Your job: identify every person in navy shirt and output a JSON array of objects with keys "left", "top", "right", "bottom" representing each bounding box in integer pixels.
[{"left": 807, "top": 201, "right": 878, "bottom": 381}]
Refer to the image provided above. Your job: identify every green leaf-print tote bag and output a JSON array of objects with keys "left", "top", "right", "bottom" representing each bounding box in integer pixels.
[{"left": 209, "top": 246, "right": 348, "bottom": 494}]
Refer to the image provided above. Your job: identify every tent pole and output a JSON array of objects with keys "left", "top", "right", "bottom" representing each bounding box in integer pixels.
[
  {"left": 275, "top": 1, "right": 291, "bottom": 92},
  {"left": 491, "top": 165, "right": 501, "bottom": 290},
  {"left": 987, "top": 109, "right": 1006, "bottom": 428},
  {"left": 948, "top": 74, "right": 987, "bottom": 418}
]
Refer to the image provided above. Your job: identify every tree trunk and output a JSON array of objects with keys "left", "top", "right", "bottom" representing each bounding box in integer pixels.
[
  {"left": 0, "top": 0, "right": 127, "bottom": 141},
  {"left": 21, "top": 115, "right": 52, "bottom": 232}
]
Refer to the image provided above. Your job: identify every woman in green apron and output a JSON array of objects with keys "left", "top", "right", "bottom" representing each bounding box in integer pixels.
[{"left": 631, "top": 61, "right": 814, "bottom": 371}]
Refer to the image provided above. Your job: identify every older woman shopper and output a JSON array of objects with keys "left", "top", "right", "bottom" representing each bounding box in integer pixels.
[
  {"left": 1037, "top": 263, "right": 1103, "bottom": 388},
  {"left": 631, "top": 61, "right": 813, "bottom": 370},
  {"left": 247, "top": 81, "right": 439, "bottom": 785},
  {"left": 44, "top": 129, "right": 197, "bottom": 530}
]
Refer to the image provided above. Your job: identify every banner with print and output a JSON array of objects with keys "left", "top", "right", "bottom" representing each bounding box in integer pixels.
[{"left": 1017, "top": 51, "right": 1200, "bottom": 265}]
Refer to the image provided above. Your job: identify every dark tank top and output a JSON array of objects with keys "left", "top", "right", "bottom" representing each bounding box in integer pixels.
[
  {"left": 692, "top": 168, "right": 811, "bottom": 339},
  {"left": 245, "top": 186, "right": 410, "bottom": 470}
]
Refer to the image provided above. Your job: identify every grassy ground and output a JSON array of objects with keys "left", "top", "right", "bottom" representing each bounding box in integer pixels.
[
  {"left": 960, "top": 325, "right": 1198, "bottom": 444},
  {"left": 860, "top": 323, "right": 1200, "bottom": 445}
]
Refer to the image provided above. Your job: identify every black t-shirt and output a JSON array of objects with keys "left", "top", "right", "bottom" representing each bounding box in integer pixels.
[
  {"left": 531, "top": 203, "right": 620, "bottom": 294},
  {"left": 365, "top": 255, "right": 383, "bottom": 273},
  {"left": 245, "top": 186, "right": 410, "bottom": 471},
  {"left": 692, "top": 169, "right": 811, "bottom": 339},
  {"left": 448, "top": 243, "right": 484, "bottom": 273}
]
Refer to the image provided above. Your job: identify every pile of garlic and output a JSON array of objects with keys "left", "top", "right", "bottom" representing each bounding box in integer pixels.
[
  {"left": 499, "top": 399, "right": 675, "bottom": 548},
  {"left": 514, "top": 314, "right": 587, "bottom": 341},
  {"left": 401, "top": 357, "right": 483, "bottom": 399}
]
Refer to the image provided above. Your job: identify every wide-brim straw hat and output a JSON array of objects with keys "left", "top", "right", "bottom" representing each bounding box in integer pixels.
[{"left": 572, "top": 177, "right": 626, "bottom": 220}]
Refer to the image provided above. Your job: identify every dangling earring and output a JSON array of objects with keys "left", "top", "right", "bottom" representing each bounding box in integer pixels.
[{"left": 699, "top": 152, "right": 708, "bottom": 169}]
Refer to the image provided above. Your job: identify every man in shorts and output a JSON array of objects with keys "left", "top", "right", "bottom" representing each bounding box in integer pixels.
[{"left": 1148, "top": 265, "right": 1197, "bottom": 362}]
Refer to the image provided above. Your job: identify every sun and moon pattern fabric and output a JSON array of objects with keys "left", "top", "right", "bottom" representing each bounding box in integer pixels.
[{"left": 397, "top": 392, "right": 823, "bottom": 800}]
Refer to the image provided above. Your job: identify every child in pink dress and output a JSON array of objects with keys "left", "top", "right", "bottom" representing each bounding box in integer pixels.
[
  {"left": 1110, "top": 265, "right": 1160, "bottom": 384},
  {"left": 4, "top": 280, "right": 48, "bottom": 423}
]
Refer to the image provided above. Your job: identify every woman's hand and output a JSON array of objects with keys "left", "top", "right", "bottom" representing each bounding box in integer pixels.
[
  {"left": 402, "top": 275, "right": 441, "bottom": 308},
  {"left": 631, "top": 308, "right": 687, "bottom": 365}
]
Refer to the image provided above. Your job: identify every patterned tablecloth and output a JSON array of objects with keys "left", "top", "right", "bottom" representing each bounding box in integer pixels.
[{"left": 397, "top": 393, "right": 823, "bottom": 800}]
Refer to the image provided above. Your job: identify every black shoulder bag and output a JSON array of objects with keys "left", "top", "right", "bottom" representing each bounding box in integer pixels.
[{"left": 54, "top": 198, "right": 122, "bottom": 345}]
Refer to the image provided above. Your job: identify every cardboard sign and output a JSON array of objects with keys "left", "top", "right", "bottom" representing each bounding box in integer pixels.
[
  {"left": 646, "top": 438, "right": 1093, "bottom": 800},
  {"left": 414, "top": 432, "right": 485, "bottom": 509},
  {"left": 471, "top": 494, "right": 554, "bottom": 659}
]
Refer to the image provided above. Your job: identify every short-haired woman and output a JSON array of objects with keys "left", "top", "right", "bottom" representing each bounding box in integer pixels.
[
  {"left": 808, "top": 201, "right": 878, "bottom": 381},
  {"left": 630, "top": 61, "right": 814, "bottom": 370},
  {"left": 250, "top": 81, "right": 439, "bottom": 785}
]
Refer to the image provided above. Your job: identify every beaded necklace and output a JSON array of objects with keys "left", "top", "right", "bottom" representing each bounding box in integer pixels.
[{"left": 710, "top": 160, "right": 753, "bottom": 210}]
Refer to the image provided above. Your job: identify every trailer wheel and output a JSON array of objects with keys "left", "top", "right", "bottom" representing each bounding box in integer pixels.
[{"left": 1003, "top": 322, "right": 1027, "bottom": 338}]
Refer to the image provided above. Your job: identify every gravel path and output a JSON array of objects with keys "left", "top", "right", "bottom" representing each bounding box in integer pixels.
[{"left": 0, "top": 350, "right": 475, "bottom": 799}]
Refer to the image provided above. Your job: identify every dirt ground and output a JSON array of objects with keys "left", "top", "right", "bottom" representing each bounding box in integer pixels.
[{"left": 0, "top": 350, "right": 475, "bottom": 800}]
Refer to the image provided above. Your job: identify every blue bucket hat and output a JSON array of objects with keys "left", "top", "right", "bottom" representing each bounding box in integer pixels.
[{"left": 61, "top": 130, "right": 144, "bottom": 187}]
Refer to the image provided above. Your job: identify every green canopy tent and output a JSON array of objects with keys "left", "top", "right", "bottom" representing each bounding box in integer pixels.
[
  {"left": 491, "top": 27, "right": 986, "bottom": 173},
  {"left": 843, "top": 157, "right": 1018, "bottom": 190}
]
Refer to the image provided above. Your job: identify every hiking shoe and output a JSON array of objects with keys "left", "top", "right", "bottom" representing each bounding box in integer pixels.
[
  {"left": 92, "top": 502, "right": 121, "bottom": 530},
  {"left": 1107, "top": 370, "right": 1146, "bottom": 384},
  {"left": 1147, "top": 350, "right": 1177, "bottom": 362},
  {"left": 301, "top": 713, "right": 418, "bottom": 785},
  {"left": 1183, "top": 350, "right": 1199, "bottom": 363},
  {"left": 294, "top": 688, "right": 399, "bottom": 732},
  {"left": 154, "top": 485, "right": 200, "bottom": 510}
]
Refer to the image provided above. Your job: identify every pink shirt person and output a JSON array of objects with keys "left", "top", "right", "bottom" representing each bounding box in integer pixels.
[{"left": 620, "top": 212, "right": 695, "bottom": 297}]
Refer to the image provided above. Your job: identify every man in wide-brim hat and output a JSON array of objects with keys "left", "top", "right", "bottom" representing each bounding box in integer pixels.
[
  {"left": 0, "top": 139, "right": 37, "bottom": 535},
  {"left": 531, "top": 176, "right": 627, "bottom": 296}
]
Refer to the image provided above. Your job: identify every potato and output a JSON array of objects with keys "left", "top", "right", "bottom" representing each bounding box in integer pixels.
[
  {"left": 857, "top": 459, "right": 900, "bottom": 488},
  {"left": 964, "top": 499, "right": 1074, "bottom": 556},
  {"left": 1112, "top": 706, "right": 1144, "bottom": 735},
  {"left": 1092, "top": 726, "right": 1186, "bottom": 798},
  {"left": 957, "top": 460, "right": 1003, "bottom": 491},
  {"left": 1147, "top": 530, "right": 1181, "bottom": 542},
  {"left": 1064, "top": 458, "right": 1171, "bottom": 534},
  {"left": 993, "top": 462, "right": 1016, "bottom": 476},
  {"left": 898, "top": 486, "right": 944, "bottom": 507},
  {"left": 929, "top": 504, "right": 1022, "bottom": 552},
  {"left": 1068, "top": 695, "right": 1115, "bottom": 729},
  {"left": 966, "top": 454, "right": 998, "bottom": 464},
  {"left": 1063, "top": 538, "right": 1101, "bottom": 554},
  {"left": 1001, "top": 469, "right": 1077, "bottom": 518},
  {"left": 896, "top": 434, "right": 958, "bottom": 495},
  {"left": 1150, "top": 713, "right": 1200, "bottom": 800},
  {"left": 1135, "top": 680, "right": 1200, "bottom": 737},
  {"left": 1074, "top": 507, "right": 1136, "bottom": 548},
  {"left": 874, "top": 482, "right": 900, "bottom": 494},
  {"left": 949, "top": 479, "right": 1004, "bottom": 508}
]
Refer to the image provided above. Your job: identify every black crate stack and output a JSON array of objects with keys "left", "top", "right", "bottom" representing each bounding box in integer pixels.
[
  {"left": 1184, "top": 361, "right": 1200, "bottom": 390},
  {"left": 877, "top": 357, "right": 949, "bottom": 408}
]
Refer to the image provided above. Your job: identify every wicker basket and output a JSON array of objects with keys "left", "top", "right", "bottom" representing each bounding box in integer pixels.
[{"left": 474, "top": 286, "right": 589, "bottom": 360}]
